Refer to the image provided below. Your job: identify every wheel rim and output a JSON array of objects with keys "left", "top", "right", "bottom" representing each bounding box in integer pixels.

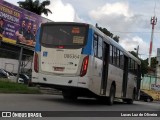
[
  {"left": 146, "top": 98, "right": 150, "bottom": 102},
  {"left": 110, "top": 93, "right": 114, "bottom": 103}
]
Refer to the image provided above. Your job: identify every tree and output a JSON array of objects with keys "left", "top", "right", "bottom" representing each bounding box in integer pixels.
[
  {"left": 96, "top": 26, "right": 120, "bottom": 43},
  {"left": 151, "top": 57, "right": 157, "bottom": 68},
  {"left": 141, "top": 59, "right": 148, "bottom": 76},
  {"left": 130, "top": 51, "right": 137, "bottom": 57},
  {"left": 112, "top": 35, "right": 119, "bottom": 43},
  {"left": 17, "top": 0, "right": 52, "bottom": 16}
]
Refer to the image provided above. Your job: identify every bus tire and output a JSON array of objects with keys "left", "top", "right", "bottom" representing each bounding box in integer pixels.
[
  {"left": 62, "top": 91, "right": 77, "bottom": 100},
  {"left": 107, "top": 85, "right": 115, "bottom": 105}
]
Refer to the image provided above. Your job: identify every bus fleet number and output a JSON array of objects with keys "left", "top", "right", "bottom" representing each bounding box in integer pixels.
[{"left": 64, "top": 54, "right": 80, "bottom": 59}]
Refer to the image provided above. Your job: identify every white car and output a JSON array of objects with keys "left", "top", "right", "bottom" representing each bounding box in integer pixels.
[{"left": 0, "top": 69, "right": 10, "bottom": 79}]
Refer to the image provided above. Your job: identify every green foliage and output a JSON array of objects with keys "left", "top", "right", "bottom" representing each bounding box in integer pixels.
[
  {"left": 112, "top": 35, "right": 120, "bottom": 43},
  {"left": 17, "top": 0, "right": 52, "bottom": 16},
  {"left": 0, "top": 79, "right": 41, "bottom": 94},
  {"left": 97, "top": 26, "right": 119, "bottom": 43},
  {"left": 141, "top": 59, "right": 148, "bottom": 76},
  {"left": 129, "top": 51, "right": 137, "bottom": 57},
  {"left": 151, "top": 57, "right": 157, "bottom": 68}
]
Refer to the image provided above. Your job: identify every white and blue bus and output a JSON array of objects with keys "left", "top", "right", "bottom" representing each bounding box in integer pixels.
[{"left": 32, "top": 22, "right": 141, "bottom": 105}]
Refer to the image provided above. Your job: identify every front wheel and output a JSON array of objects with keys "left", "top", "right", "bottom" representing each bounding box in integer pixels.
[
  {"left": 107, "top": 85, "right": 115, "bottom": 105},
  {"left": 145, "top": 98, "right": 151, "bottom": 102}
]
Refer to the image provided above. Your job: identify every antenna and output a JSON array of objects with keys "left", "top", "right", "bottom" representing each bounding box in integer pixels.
[
  {"left": 148, "top": 0, "right": 157, "bottom": 67},
  {"left": 148, "top": 16, "right": 157, "bottom": 67}
]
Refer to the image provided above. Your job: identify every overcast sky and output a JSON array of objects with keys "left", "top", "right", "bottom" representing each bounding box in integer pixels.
[{"left": 4, "top": 0, "right": 160, "bottom": 59}]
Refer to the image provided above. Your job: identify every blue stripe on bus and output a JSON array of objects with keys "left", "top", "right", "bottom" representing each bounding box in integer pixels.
[
  {"left": 35, "top": 28, "right": 41, "bottom": 52},
  {"left": 82, "top": 28, "right": 94, "bottom": 55}
]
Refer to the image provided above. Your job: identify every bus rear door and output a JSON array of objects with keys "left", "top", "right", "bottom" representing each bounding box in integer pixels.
[{"left": 101, "top": 42, "right": 109, "bottom": 95}]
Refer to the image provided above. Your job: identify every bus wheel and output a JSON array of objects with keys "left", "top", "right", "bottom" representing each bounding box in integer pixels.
[
  {"left": 107, "top": 85, "right": 115, "bottom": 105},
  {"left": 62, "top": 91, "right": 77, "bottom": 100}
]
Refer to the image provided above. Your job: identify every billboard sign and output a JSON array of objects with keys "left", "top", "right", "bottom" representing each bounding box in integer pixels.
[{"left": 0, "top": 0, "right": 52, "bottom": 47}]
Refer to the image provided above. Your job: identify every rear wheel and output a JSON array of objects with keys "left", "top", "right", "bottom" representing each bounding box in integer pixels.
[
  {"left": 107, "top": 85, "right": 115, "bottom": 105},
  {"left": 145, "top": 98, "right": 151, "bottom": 102},
  {"left": 62, "top": 91, "right": 77, "bottom": 100}
]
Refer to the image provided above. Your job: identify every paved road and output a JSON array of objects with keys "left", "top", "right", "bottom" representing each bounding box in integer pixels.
[{"left": 0, "top": 94, "right": 159, "bottom": 120}]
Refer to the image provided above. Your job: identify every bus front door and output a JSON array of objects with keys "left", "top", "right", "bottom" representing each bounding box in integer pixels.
[{"left": 101, "top": 42, "right": 109, "bottom": 95}]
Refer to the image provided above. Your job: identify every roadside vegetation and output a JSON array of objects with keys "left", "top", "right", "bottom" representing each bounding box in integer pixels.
[{"left": 0, "top": 79, "right": 41, "bottom": 94}]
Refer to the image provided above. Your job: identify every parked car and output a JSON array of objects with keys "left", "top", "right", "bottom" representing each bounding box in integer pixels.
[
  {"left": 140, "top": 91, "right": 153, "bottom": 102},
  {"left": 0, "top": 69, "right": 27, "bottom": 84},
  {"left": 2, "top": 70, "right": 17, "bottom": 82},
  {"left": 18, "top": 73, "right": 31, "bottom": 85},
  {"left": 0, "top": 69, "right": 9, "bottom": 79}
]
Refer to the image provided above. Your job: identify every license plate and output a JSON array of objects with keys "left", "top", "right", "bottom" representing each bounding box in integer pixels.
[{"left": 54, "top": 67, "right": 65, "bottom": 71}]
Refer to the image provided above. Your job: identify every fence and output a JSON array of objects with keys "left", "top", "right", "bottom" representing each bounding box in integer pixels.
[{"left": 141, "top": 74, "right": 160, "bottom": 100}]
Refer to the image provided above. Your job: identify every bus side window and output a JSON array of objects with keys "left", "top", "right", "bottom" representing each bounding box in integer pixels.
[
  {"left": 120, "top": 51, "right": 124, "bottom": 69},
  {"left": 128, "top": 58, "right": 131, "bottom": 72},
  {"left": 113, "top": 46, "right": 117, "bottom": 65},
  {"left": 135, "top": 62, "right": 138, "bottom": 74},
  {"left": 98, "top": 36, "right": 103, "bottom": 59},
  {"left": 131, "top": 59, "right": 135, "bottom": 74},
  {"left": 117, "top": 49, "right": 120, "bottom": 67},
  {"left": 94, "top": 34, "right": 98, "bottom": 57},
  {"left": 110, "top": 45, "right": 113, "bottom": 63}
]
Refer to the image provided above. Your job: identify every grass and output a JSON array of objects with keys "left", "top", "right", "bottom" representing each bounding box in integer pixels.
[{"left": 0, "top": 78, "right": 41, "bottom": 94}]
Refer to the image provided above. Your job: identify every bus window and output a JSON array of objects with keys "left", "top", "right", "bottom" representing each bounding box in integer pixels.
[
  {"left": 128, "top": 58, "right": 131, "bottom": 72},
  {"left": 40, "top": 24, "right": 88, "bottom": 48},
  {"left": 131, "top": 60, "right": 135, "bottom": 74},
  {"left": 110, "top": 45, "right": 113, "bottom": 64},
  {"left": 120, "top": 51, "right": 124, "bottom": 69},
  {"left": 113, "top": 46, "right": 117, "bottom": 65},
  {"left": 135, "top": 62, "right": 138, "bottom": 74},
  {"left": 94, "top": 34, "right": 98, "bottom": 57},
  {"left": 98, "top": 36, "right": 103, "bottom": 59},
  {"left": 117, "top": 49, "right": 120, "bottom": 67}
]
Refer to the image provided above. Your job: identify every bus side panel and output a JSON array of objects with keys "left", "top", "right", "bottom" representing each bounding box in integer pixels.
[
  {"left": 126, "top": 73, "right": 136, "bottom": 99},
  {"left": 107, "top": 64, "right": 123, "bottom": 98},
  {"left": 87, "top": 57, "right": 102, "bottom": 95},
  {"left": 81, "top": 28, "right": 103, "bottom": 95}
]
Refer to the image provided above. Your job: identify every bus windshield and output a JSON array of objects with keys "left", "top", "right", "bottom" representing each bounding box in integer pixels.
[{"left": 40, "top": 23, "right": 89, "bottom": 48}]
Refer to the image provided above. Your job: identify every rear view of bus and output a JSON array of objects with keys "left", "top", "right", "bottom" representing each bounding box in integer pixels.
[{"left": 32, "top": 22, "right": 91, "bottom": 98}]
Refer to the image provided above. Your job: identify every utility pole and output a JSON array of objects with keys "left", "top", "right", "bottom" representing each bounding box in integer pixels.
[
  {"left": 134, "top": 45, "right": 139, "bottom": 58},
  {"left": 148, "top": 16, "right": 157, "bottom": 67},
  {"left": 16, "top": 47, "right": 23, "bottom": 83}
]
